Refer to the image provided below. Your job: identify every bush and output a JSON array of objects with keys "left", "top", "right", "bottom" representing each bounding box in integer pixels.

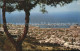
[
  {"left": 3, "top": 38, "right": 15, "bottom": 51},
  {"left": 0, "top": 35, "right": 15, "bottom": 51},
  {"left": 0, "top": 35, "right": 6, "bottom": 50}
]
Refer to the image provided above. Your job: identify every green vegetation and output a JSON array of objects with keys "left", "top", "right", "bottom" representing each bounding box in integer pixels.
[
  {"left": 0, "top": 35, "right": 72, "bottom": 51},
  {"left": 59, "top": 29, "right": 65, "bottom": 32},
  {"left": 0, "top": 24, "right": 1, "bottom": 27},
  {"left": 0, "top": 35, "right": 7, "bottom": 50}
]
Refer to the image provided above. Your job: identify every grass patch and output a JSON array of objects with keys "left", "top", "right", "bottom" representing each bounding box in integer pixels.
[{"left": 58, "top": 30, "right": 65, "bottom": 32}]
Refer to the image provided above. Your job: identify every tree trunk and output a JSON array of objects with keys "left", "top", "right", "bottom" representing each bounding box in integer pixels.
[
  {"left": 15, "top": 44, "right": 22, "bottom": 51},
  {"left": 2, "top": 1, "right": 30, "bottom": 51}
]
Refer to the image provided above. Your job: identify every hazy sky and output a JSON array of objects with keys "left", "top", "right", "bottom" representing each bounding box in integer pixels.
[
  {"left": 31, "top": 0, "right": 80, "bottom": 13},
  {"left": 3, "top": 0, "right": 80, "bottom": 14}
]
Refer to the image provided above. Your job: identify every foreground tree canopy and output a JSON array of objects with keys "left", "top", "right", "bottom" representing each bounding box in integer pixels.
[
  {"left": 0, "top": 0, "right": 74, "bottom": 13},
  {"left": 1, "top": 0, "right": 75, "bottom": 51}
]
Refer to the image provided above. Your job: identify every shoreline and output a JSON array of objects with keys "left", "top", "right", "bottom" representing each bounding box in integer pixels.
[{"left": 0, "top": 23, "right": 80, "bottom": 29}]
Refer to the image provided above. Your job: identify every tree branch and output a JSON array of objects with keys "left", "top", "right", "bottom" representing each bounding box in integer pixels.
[{"left": 2, "top": 0, "right": 17, "bottom": 47}]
